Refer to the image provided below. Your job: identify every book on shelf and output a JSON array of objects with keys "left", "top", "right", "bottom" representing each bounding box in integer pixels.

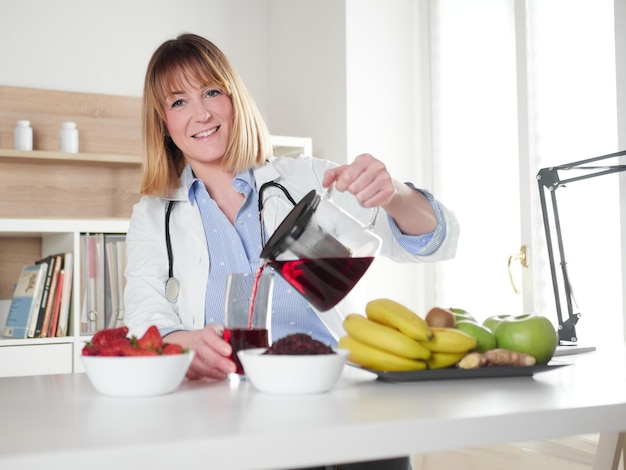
[
  {"left": 39, "top": 253, "right": 63, "bottom": 338},
  {"left": 104, "top": 234, "right": 127, "bottom": 329},
  {"left": 47, "top": 269, "right": 64, "bottom": 337},
  {"left": 55, "top": 252, "right": 73, "bottom": 337},
  {"left": 32, "top": 255, "right": 55, "bottom": 338},
  {"left": 3, "top": 263, "right": 49, "bottom": 339},
  {"left": 80, "top": 234, "right": 105, "bottom": 334}
]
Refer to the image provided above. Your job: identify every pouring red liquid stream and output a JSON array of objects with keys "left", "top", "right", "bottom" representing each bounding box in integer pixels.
[{"left": 247, "top": 265, "right": 265, "bottom": 328}]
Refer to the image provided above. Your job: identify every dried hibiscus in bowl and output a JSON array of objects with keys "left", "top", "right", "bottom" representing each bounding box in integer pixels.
[{"left": 264, "top": 333, "right": 334, "bottom": 355}]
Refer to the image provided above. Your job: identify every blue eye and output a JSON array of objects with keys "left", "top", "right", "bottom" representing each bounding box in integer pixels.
[
  {"left": 206, "top": 89, "right": 221, "bottom": 98},
  {"left": 171, "top": 99, "right": 184, "bottom": 108}
]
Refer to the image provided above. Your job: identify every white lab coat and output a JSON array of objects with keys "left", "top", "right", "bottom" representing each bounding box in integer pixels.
[{"left": 124, "top": 155, "right": 459, "bottom": 340}]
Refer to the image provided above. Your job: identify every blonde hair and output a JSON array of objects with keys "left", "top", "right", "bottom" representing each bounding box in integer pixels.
[{"left": 141, "top": 33, "right": 273, "bottom": 196}]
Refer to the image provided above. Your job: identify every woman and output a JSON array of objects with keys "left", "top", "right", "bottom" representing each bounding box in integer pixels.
[
  {"left": 124, "top": 32, "right": 459, "bottom": 380},
  {"left": 125, "top": 34, "right": 459, "bottom": 469},
  {"left": 124, "top": 32, "right": 458, "bottom": 470}
]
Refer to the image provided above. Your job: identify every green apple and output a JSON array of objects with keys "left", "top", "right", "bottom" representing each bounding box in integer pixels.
[
  {"left": 455, "top": 320, "right": 497, "bottom": 353},
  {"left": 449, "top": 307, "right": 477, "bottom": 324},
  {"left": 493, "top": 314, "right": 558, "bottom": 365},
  {"left": 482, "top": 314, "right": 511, "bottom": 335}
]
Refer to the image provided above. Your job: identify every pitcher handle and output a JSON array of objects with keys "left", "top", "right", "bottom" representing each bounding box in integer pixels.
[
  {"left": 367, "top": 206, "right": 379, "bottom": 230},
  {"left": 325, "top": 184, "right": 379, "bottom": 230}
]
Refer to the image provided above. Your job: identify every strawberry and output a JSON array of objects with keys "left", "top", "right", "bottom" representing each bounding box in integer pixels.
[
  {"left": 98, "top": 337, "right": 131, "bottom": 356},
  {"left": 91, "top": 326, "right": 129, "bottom": 347},
  {"left": 120, "top": 342, "right": 158, "bottom": 356},
  {"left": 162, "top": 343, "right": 184, "bottom": 355},
  {"left": 82, "top": 344, "right": 100, "bottom": 356},
  {"left": 136, "top": 325, "right": 163, "bottom": 351}
]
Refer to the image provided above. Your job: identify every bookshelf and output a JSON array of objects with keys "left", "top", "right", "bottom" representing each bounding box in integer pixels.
[
  {"left": 0, "top": 85, "right": 312, "bottom": 377},
  {"left": 0, "top": 218, "right": 130, "bottom": 376}
]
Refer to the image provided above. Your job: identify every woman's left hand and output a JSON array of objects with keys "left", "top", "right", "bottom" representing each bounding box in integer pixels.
[{"left": 321, "top": 153, "right": 396, "bottom": 208}]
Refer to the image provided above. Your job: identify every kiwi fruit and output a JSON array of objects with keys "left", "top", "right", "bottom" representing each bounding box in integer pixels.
[{"left": 425, "top": 307, "right": 456, "bottom": 328}]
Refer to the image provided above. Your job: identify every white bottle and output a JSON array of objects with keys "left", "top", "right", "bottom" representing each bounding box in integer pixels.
[
  {"left": 60, "top": 122, "right": 79, "bottom": 153},
  {"left": 14, "top": 120, "right": 33, "bottom": 151}
]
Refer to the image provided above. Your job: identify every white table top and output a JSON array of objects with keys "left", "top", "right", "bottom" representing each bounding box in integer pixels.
[{"left": 1, "top": 345, "right": 625, "bottom": 470}]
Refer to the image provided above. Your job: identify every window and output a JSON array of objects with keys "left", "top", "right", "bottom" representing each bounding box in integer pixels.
[{"left": 430, "top": 0, "right": 622, "bottom": 347}]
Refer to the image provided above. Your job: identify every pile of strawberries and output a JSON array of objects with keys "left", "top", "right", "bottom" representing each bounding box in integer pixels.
[{"left": 82, "top": 325, "right": 186, "bottom": 356}]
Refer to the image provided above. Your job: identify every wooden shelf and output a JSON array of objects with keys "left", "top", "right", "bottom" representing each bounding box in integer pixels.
[
  {"left": 0, "top": 150, "right": 142, "bottom": 220},
  {"left": 0, "top": 336, "right": 75, "bottom": 347},
  {"left": 0, "top": 149, "right": 141, "bottom": 165},
  {"left": 0, "top": 217, "right": 130, "bottom": 237}
]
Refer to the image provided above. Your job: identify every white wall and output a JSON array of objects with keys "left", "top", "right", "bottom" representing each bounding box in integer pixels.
[
  {"left": 0, "top": 0, "right": 350, "bottom": 161},
  {"left": 0, "top": 0, "right": 266, "bottom": 98},
  {"left": 344, "top": 0, "right": 433, "bottom": 314},
  {"left": 267, "top": 0, "right": 347, "bottom": 162}
]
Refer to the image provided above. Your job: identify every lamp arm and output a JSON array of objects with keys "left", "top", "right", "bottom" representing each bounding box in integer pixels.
[
  {"left": 536, "top": 149, "right": 626, "bottom": 345},
  {"left": 538, "top": 177, "right": 579, "bottom": 342}
]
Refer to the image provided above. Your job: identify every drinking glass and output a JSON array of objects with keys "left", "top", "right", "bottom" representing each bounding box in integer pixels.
[{"left": 223, "top": 272, "right": 274, "bottom": 376}]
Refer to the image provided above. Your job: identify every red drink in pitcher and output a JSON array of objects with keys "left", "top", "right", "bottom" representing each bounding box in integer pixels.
[{"left": 268, "top": 256, "right": 374, "bottom": 311}]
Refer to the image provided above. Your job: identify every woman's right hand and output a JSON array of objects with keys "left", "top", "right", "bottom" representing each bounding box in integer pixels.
[{"left": 164, "top": 325, "right": 236, "bottom": 380}]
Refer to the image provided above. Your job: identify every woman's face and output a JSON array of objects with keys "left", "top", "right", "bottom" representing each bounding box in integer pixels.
[{"left": 163, "top": 77, "right": 234, "bottom": 168}]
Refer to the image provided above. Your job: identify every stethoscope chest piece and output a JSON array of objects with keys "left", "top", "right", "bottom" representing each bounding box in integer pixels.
[
  {"left": 165, "top": 276, "right": 180, "bottom": 303},
  {"left": 165, "top": 200, "right": 179, "bottom": 303}
]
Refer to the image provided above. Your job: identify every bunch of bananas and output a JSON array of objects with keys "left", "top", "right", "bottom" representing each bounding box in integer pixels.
[{"left": 338, "top": 298, "right": 477, "bottom": 371}]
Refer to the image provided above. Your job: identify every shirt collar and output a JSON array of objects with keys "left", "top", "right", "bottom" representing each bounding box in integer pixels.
[
  {"left": 185, "top": 165, "right": 199, "bottom": 206},
  {"left": 185, "top": 164, "right": 256, "bottom": 205}
]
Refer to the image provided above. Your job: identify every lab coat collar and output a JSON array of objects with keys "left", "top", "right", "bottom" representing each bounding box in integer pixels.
[{"left": 167, "top": 160, "right": 282, "bottom": 203}]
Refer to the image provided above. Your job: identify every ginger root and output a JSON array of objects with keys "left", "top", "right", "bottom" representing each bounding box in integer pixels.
[
  {"left": 456, "top": 352, "right": 487, "bottom": 369},
  {"left": 456, "top": 349, "right": 536, "bottom": 369}
]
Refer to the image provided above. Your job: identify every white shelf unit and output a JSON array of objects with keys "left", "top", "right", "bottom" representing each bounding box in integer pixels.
[
  {"left": 271, "top": 135, "right": 313, "bottom": 157},
  {"left": 0, "top": 218, "right": 129, "bottom": 377}
]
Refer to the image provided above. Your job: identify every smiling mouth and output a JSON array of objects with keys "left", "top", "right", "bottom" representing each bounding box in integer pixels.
[{"left": 193, "top": 126, "right": 218, "bottom": 138}]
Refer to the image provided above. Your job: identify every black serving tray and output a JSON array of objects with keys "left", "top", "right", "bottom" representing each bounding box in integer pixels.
[{"left": 349, "top": 361, "right": 570, "bottom": 382}]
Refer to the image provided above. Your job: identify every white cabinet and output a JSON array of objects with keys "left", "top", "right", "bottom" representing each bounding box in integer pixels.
[
  {"left": 0, "top": 218, "right": 129, "bottom": 377},
  {"left": 0, "top": 342, "right": 73, "bottom": 377}
]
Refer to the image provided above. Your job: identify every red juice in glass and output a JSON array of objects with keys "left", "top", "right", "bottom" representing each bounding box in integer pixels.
[
  {"left": 223, "top": 327, "right": 269, "bottom": 375},
  {"left": 223, "top": 271, "right": 274, "bottom": 375}
]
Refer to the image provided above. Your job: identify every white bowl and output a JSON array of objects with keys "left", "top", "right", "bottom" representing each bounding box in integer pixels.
[
  {"left": 237, "top": 348, "right": 348, "bottom": 395},
  {"left": 81, "top": 351, "right": 194, "bottom": 397}
]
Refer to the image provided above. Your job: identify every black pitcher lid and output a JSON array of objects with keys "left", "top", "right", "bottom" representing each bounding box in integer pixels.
[{"left": 260, "top": 189, "right": 319, "bottom": 260}]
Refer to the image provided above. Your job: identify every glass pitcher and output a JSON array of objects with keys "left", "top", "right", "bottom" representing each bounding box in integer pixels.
[{"left": 259, "top": 183, "right": 381, "bottom": 311}]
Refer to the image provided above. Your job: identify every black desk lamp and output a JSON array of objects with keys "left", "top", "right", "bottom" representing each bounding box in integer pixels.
[{"left": 537, "top": 149, "right": 626, "bottom": 347}]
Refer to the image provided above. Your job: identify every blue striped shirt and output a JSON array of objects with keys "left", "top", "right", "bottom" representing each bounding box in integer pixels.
[{"left": 185, "top": 164, "right": 446, "bottom": 348}]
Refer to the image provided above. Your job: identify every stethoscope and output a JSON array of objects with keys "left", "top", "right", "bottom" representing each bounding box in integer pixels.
[
  {"left": 164, "top": 200, "right": 180, "bottom": 302},
  {"left": 163, "top": 181, "right": 296, "bottom": 303}
]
